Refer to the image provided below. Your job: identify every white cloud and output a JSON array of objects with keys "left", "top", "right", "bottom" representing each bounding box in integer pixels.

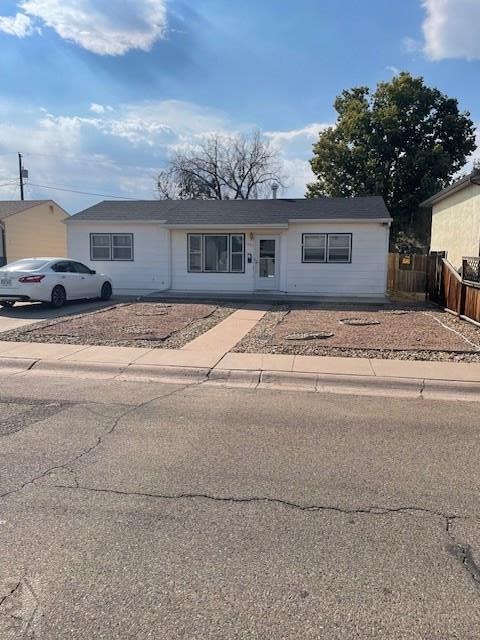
[
  {"left": 421, "top": 0, "right": 480, "bottom": 60},
  {"left": 0, "top": 12, "right": 36, "bottom": 37},
  {"left": 0, "top": 99, "right": 325, "bottom": 210},
  {"left": 402, "top": 36, "right": 420, "bottom": 54},
  {"left": 264, "top": 123, "right": 328, "bottom": 145},
  {"left": 90, "top": 103, "right": 106, "bottom": 114},
  {"left": 89, "top": 103, "right": 114, "bottom": 114},
  {"left": 385, "top": 65, "right": 400, "bottom": 75},
  {"left": 0, "top": 0, "right": 168, "bottom": 55},
  {"left": 265, "top": 123, "right": 330, "bottom": 195}
]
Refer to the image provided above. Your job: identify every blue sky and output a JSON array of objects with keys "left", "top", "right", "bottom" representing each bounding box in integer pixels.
[{"left": 0, "top": 0, "right": 478, "bottom": 213}]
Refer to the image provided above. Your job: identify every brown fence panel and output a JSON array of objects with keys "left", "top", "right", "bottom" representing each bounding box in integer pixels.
[
  {"left": 464, "top": 284, "right": 480, "bottom": 323},
  {"left": 441, "top": 258, "right": 480, "bottom": 324},
  {"left": 442, "top": 260, "right": 462, "bottom": 314},
  {"left": 387, "top": 253, "right": 427, "bottom": 294}
]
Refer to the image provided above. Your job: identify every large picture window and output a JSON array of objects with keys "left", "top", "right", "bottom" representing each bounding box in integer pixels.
[
  {"left": 90, "top": 233, "right": 133, "bottom": 261},
  {"left": 188, "top": 234, "right": 245, "bottom": 273},
  {"left": 302, "top": 233, "right": 351, "bottom": 263}
]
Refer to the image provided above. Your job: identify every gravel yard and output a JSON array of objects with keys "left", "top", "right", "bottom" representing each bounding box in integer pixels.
[
  {"left": 233, "top": 303, "right": 480, "bottom": 362},
  {"left": 0, "top": 301, "right": 237, "bottom": 349}
]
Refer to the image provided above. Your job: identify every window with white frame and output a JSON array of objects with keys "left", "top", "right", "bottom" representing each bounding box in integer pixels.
[
  {"left": 230, "top": 234, "right": 244, "bottom": 272},
  {"left": 302, "top": 233, "right": 351, "bottom": 263},
  {"left": 90, "top": 233, "right": 133, "bottom": 261},
  {"left": 188, "top": 234, "right": 202, "bottom": 272},
  {"left": 327, "top": 234, "right": 351, "bottom": 262},
  {"left": 188, "top": 234, "right": 245, "bottom": 273},
  {"left": 302, "top": 233, "right": 326, "bottom": 262}
]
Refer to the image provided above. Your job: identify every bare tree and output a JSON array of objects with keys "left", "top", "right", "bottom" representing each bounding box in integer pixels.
[{"left": 156, "top": 131, "right": 285, "bottom": 200}]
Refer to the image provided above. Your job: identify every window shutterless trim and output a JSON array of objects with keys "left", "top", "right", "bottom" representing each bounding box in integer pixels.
[
  {"left": 187, "top": 233, "right": 245, "bottom": 273},
  {"left": 301, "top": 233, "right": 326, "bottom": 263},
  {"left": 326, "top": 233, "right": 352, "bottom": 263},
  {"left": 90, "top": 233, "right": 134, "bottom": 262},
  {"left": 301, "top": 233, "right": 352, "bottom": 264},
  {"left": 187, "top": 234, "right": 202, "bottom": 273},
  {"left": 230, "top": 234, "right": 245, "bottom": 273}
]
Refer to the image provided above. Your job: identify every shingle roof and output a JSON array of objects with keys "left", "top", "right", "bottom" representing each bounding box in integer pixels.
[
  {"left": 69, "top": 197, "right": 390, "bottom": 225},
  {"left": 0, "top": 200, "right": 51, "bottom": 220}
]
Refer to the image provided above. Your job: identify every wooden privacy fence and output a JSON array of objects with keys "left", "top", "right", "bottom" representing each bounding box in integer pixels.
[
  {"left": 429, "top": 257, "right": 480, "bottom": 325},
  {"left": 387, "top": 253, "right": 427, "bottom": 294}
]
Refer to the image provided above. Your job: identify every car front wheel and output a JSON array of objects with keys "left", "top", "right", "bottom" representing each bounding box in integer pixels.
[
  {"left": 51, "top": 285, "right": 66, "bottom": 308},
  {"left": 100, "top": 282, "right": 112, "bottom": 301}
]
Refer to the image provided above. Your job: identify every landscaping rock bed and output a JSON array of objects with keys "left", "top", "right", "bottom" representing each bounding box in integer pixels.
[
  {"left": 0, "top": 301, "right": 237, "bottom": 349},
  {"left": 233, "top": 303, "right": 480, "bottom": 362}
]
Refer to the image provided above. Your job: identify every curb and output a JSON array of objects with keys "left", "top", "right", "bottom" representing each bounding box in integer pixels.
[
  {"left": 0, "top": 356, "right": 479, "bottom": 401},
  {"left": 118, "top": 364, "right": 210, "bottom": 384},
  {"left": 0, "top": 357, "right": 37, "bottom": 374},
  {"left": 30, "top": 360, "right": 127, "bottom": 379},
  {"left": 422, "top": 379, "right": 480, "bottom": 401}
]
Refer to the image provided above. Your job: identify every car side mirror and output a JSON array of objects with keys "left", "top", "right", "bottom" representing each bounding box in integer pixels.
[{"left": 90, "top": 269, "right": 96, "bottom": 275}]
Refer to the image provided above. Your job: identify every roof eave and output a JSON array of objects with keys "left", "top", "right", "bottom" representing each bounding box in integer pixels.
[
  {"left": 66, "top": 218, "right": 167, "bottom": 224},
  {"left": 165, "top": 223, "right": 289, "bottom": 229},
  {"left": 420, "top": 171, "right": 480, "bottom": 208},
  {"left": 288, "top": 217, "right": 391, "bottom": 224}
]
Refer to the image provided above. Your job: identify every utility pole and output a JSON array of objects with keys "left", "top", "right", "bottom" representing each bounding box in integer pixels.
[{"left": 18, "top": 153, "right": 27, "bottom": 200}]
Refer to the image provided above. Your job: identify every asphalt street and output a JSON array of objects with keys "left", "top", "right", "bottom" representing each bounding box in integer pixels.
[{"left": 1, "top": 373, "right": 480, "bottom": 638}]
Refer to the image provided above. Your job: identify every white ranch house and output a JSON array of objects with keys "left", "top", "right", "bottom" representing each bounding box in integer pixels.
[{"left": 66, "top": 197, "right": 391, "bottom": 298}]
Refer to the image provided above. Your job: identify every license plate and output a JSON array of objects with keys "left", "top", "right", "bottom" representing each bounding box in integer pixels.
[{"left": 0, "top": 278, "right": 11, "bottom": 287}]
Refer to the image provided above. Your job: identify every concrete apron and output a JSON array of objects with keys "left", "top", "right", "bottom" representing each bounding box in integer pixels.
[{"left": 1, "top": 356, "right": 480, "bottom": 402}]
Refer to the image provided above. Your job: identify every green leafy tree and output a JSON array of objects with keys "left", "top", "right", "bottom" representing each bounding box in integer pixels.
[{"left": 306, "top": 73, "right": 477, "bottom": 246}]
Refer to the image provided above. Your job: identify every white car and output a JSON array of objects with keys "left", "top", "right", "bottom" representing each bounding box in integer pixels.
[{"left": 0, "top": 258, "right": 113, "bottom": 308}]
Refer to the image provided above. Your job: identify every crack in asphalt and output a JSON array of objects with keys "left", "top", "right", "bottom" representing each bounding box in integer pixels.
[
  {"left": 3, "top": 380, "right": 480, "bottom": 591},
  {"left": 446, "top": 516, "right": 480, "bottom": 585},
  {"left": 54, "top": 485, "right": 480, "bottom": 589},
  {"left": 0, "top": 383, "right": 193, "bottom": 500},
  {"left": 0, "top": 578, "right": 23, "bottom": 609}
]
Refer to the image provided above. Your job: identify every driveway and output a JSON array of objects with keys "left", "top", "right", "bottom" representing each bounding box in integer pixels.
[
  {"left": 0, "top": 299, "right": 117, "bottom": 334},
  {"left": 1, "top": 376, "right": 480, "bottom": 638}
]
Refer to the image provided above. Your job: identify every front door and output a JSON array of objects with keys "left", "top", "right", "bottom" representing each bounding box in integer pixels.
[{"left": 255, "top": 236, "right": 279, "bottom": 290}]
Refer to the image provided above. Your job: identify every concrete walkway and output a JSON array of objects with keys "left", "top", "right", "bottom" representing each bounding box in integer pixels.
[{"left": 181, "top": 307, "right": 268, "bottom": 353}]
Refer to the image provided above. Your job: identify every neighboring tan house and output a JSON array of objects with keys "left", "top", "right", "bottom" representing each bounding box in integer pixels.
[
  {"left": 66, "top": 197, "right": 391, "bottom": 298},
  {"left": 0, "top": 200, "right": 68, "bottom": 266},
  {"left": 421, "top": 168, "right": 480, "bottom": 269}
]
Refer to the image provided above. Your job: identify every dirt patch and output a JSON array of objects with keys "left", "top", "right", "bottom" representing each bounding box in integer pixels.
[
  {"left": 0, "top": 301, "right": 237, "bottom": 349},
  {"left": 233, "top": 303, "right": 480, "bottom": 362}
]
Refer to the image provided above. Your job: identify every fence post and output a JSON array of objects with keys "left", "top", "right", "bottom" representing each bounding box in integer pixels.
[{"left": 459, "top": 260, "right": 467, "bottom": 316}]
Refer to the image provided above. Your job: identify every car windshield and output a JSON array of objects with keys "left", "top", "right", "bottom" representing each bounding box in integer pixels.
[{"left": 1, "top": 259, "right": 50, "bottom": 272}]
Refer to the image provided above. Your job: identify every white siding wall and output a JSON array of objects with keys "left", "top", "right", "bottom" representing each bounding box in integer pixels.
[
  {"left": 67, "top": 222, "right": 170, "bottom": 294},
  {"left": 67, "top": 221, "right": 389, "bottom": 296},
  {"left": 285, "top": 223, "right": 389, "bottom": 296}
]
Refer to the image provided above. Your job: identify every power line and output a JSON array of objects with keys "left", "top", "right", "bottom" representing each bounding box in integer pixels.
[
  {"left": 27, "top": 182, "right": 142, "bottom": 200},
  {"left": 0, "top": 181, "right": 19, "bottom": 189}
]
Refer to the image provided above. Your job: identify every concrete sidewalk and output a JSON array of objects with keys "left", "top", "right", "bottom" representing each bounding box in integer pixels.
[
  {"left": 0, "top": 340, "right": 479, "bottom": 400},
  {"left": 0, "top": 339, "right": 479, "bottom": 381}
]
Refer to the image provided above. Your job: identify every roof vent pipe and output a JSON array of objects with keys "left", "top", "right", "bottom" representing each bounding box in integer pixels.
[{"left": 271, "top": 183, "right": 279, "bottom": 199}]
